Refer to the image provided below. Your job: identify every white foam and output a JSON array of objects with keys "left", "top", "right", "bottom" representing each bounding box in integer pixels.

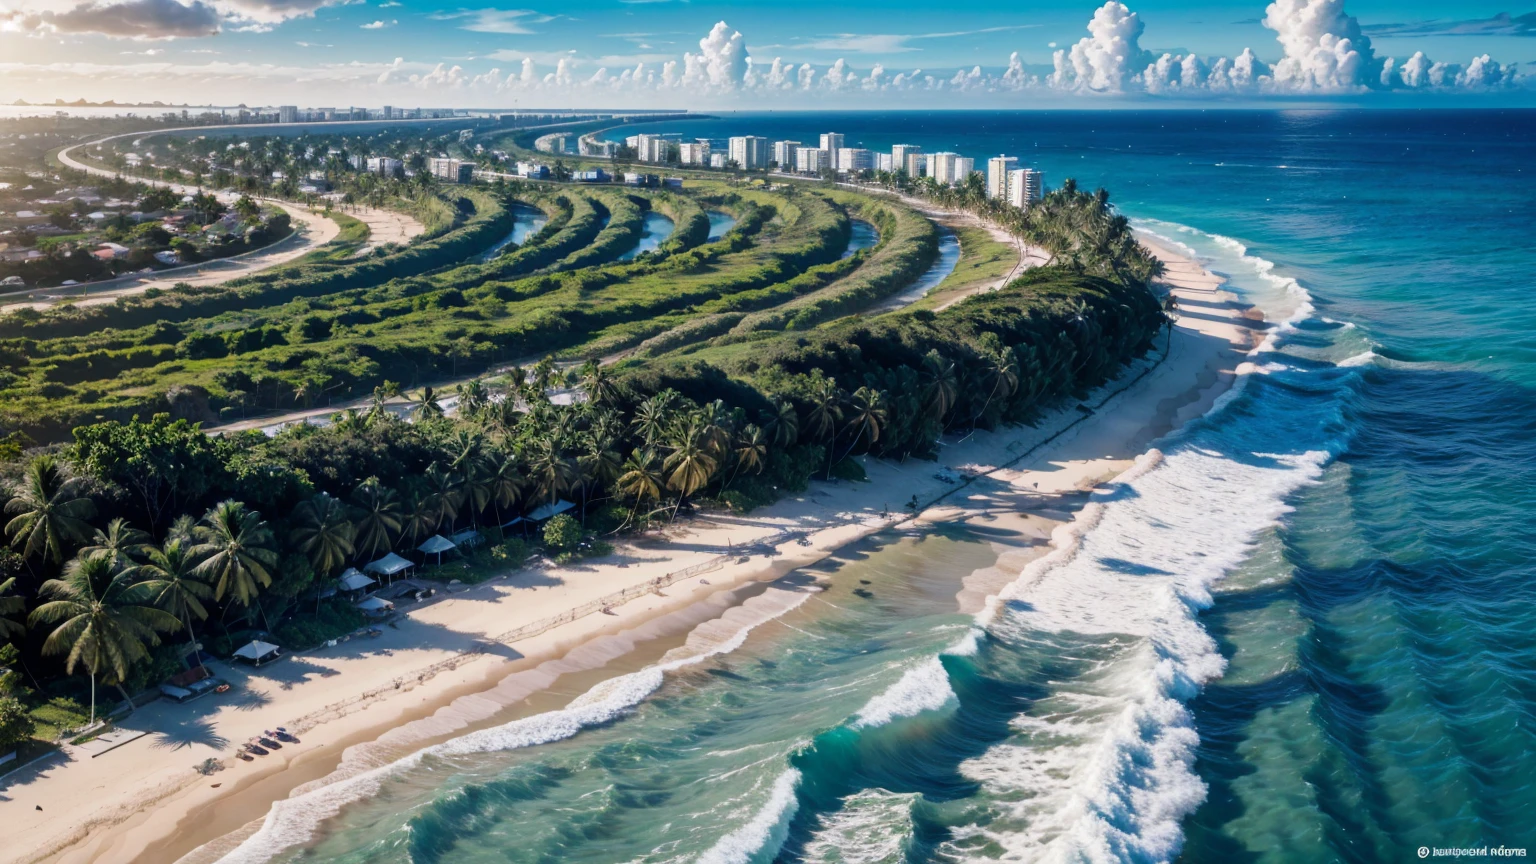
[
  {"left": 207, "top": 588, "right": 816, "bottom": 864},
  {"left": 851, "top": 656, "right": 957, "bottom": 729},
  {"left": 695, "top": 768, "right": 802, "bottom": 864},
  {"left": 962, "top": 367, "right": 1339, "bottom": 862},
  {"left": 800, "top": 787, "right": 919, "bottom": 864},
  {"left": 942, "top": 627, "right": 985, "bottom": 657},
  {"left": 1337, "top": 349, "right": 1379, "bottom": 367}
]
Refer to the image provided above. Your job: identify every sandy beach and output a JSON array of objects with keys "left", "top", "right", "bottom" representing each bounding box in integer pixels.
[{"left": 0, "top": 232, "right": 1257, "bottom": 864}]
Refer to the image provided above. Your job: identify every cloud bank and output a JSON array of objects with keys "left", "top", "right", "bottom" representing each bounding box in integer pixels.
[{"left": 0, "top": 0, "right": 1524, "bottom": 101}]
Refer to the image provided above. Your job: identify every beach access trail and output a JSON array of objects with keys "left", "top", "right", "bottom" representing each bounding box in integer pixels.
[{"left": 0, "top": 234, "right": 1256, "bottom": 864}]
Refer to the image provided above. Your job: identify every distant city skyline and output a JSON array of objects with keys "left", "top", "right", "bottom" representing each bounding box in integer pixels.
[{"left": 1, "top": 0, "right": 1533, "bottom": 106}]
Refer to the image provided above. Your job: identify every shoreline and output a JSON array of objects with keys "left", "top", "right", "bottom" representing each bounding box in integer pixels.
[{"left": 1, "top": 232, "right": 1255, "bottom": 864}]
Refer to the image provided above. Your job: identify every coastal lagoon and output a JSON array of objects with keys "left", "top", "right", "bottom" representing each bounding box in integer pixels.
[{"left": 200, "top": 111, "right": 1534, "bottom": 863}]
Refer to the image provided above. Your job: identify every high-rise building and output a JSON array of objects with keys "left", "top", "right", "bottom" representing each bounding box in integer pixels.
[
  {"left": 728, "top": 136, "right": 771, "bottom": 170},
  {"left": 796, "top": 147, "right": 829, "bottom": 174},
  {"left": 875, "top": 153, "right": 894, "bottom": 172},
  {"left": 366, "top": 156, "right": 402, "bottom": 176},
  {"left": 1006, "top": 168, "right": 1043, "bottom": 208},
  {"left": 678, "top": 142, "right": 710, "bottom": 166},
  {"left": 836, "top": 148, "right": 874, "bottom": 174},
  {"left": 630, "top": 134, "right": 667, "bottom": 163},
  {"left": 987, "top": 156, "right": 1019, "bottom": 199},
  {"left": 819, "top": 133, "right": 845, "bottom": 162},
  {"left": 954, "top": 156, "right": 975, "bottom": 183},
  {"left": 429, "top": 157, "right": 474, "bottom": 183},
  {"left": 278, "top": 105, "right": 298, "bottom": 123},
  {"left": 891, "top": 144, "right": 920, "bottom": 173},
  {"left": 772, "top": 140, "right": 801, "bottom": 171},
  {"left": 929, "top": 152, "right": 962, "bottom": 185},
  {"left": 904, "top": 152, "right": 927, "bottom": 178},
  {"left": 383, "top": 105, "right": 393, "bottom": 119}
]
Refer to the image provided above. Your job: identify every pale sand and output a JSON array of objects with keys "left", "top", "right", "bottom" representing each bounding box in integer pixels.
[
  {"left": 0, "top": 234, "right": 1255, "bottom": 864},
  {"left": 346, "top": 205, "right": 425, "bottom": 257}
]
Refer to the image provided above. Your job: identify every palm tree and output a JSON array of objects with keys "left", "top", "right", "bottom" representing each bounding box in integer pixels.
[
  {"left": 409, "top": 386, "right": 444, "bottom": 420},
  {"left": 664, "top": 424, "right": 718, "bottom": 520},
  {"left": 455, "top": 379, "right": 489, "bottom": 418},
  {"left": 726, "top": 424, "right": 768, "bottom": 489},
  {"left": 631, "top": 395, "right": 672, "bottom": 448},
  {"left": 615, "top": 449, "right": 665, "bottom": 530},
  {"left": 137, "top": 539, "right": 212, "bottom": 671},
  {"left": 973, "top": 345, "right": 1020, "bottom": 427},
  {"left": 457, "top": 459, "right": 495, "bottom": 528},
  {"left": 806, "top": 378, "right": 845, "bottom": 478},
  {"left": 921, "top": 350, "right": 959, "bottom": 427},
  {"left": 485, "top": 451, "right": 525, "bottom": 529},
  {"left": 805, "top": 378, "right": 844, "bottom": 445},
  {"left": 29, "top": 552, "right": 180, "bottom": 724},
  {"left": 192, "top": 500, "right": 279, "bottom": 609},
  {"left": 80, "top": 518, "right": 150, "bottom": 569},
  {"left": 0, "top": 577, "right": 23, "bottom": 641},
  {"left": 4, "top": 455, "right": 96, "bottom": 565},
  {"left": 291, "top": 493, "right": 356, "bottom": 577},
  {"left": 422, "top": 462, "right": 463, "bottom": 532},
  {"left": 579, "top": 360, "right": 616, "bottom": 407},
  {"left": 528, "top": 441, "right": 577, "bottom": 508},
  {"left": 765, "top": 398, "right": 799, "bottom": 449},
  {"left": 401, "top": 492, "right": 438, "bottom": 548},
  {"left": 841, "top": 387, "right": 888, "bottom": 460}
]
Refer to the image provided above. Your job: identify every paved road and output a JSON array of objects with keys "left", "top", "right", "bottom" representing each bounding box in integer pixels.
[{"left": 2, "top": 130, "right": 352, "bottom": 313}]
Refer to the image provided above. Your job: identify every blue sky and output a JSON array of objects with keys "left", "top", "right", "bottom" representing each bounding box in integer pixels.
[{"left": 0, "top": 0, "right": 1532, "bottom": 106}]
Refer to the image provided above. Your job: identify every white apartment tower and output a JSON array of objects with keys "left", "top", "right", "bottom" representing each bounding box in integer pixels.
[
  {"left": 728, "top": 136, "right": 771, "bottom": 170},
  {"left": 796, "top": 147, "right": 829, "bottom": 174},
  {"left": 891, "top": 144, "right": 920, "bottom": 173},
  {"left": 954, "top": 156, "right": 975, "bottom": 183},
  {"left": 679, "top": 142, "right": 710, "bottom": 166},
  {"left": 837, "top": 148, "right": 873, "bottom": 174},
  {"left": 905, "top": 152, "right": 927, "bottom": 178},
  {"left": 1006, "top": 168, "right": 1044, "bottom": 208},
  {"left": 278, "top": 106, "right": 298, "bottom": 123},
  {"left": 819, "top": 133, "right": 845, "bottom": 166},
  {"left": 929, "top": 152, "right": 962, "bottom": 185},
  {"left": 987, "top": 156, "right": 1019, "bottom": 198},
  {"left": 772, "top": 140, "right": 801, "bottom": 171}
]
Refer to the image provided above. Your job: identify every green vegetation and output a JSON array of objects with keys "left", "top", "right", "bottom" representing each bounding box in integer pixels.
[{"left": 1, "top": 117, "right": 1174, "bottom": 742}]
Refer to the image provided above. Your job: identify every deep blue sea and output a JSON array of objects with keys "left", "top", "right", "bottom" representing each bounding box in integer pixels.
[{"left": 200, "top": 111, "right": 1536, "bottom": 864}]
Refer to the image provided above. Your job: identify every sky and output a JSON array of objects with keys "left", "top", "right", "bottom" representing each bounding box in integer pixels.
[{"left": 0, "top": 0, "right": 1533, "bottom": 107}]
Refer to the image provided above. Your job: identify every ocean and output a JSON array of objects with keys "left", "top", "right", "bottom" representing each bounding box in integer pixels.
[{"left": 201, "top": 110, "right": 1536, "bottom": 863}]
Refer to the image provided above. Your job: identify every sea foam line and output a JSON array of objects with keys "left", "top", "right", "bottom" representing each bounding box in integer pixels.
[
  {"left": 695, "top": 768, "right": 803, "bottom": 864},
  {"left": 207, "top": 589, "right": 817, "bottom": 864}
]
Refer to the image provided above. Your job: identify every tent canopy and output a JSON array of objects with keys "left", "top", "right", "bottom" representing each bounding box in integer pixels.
[
  {"left": 449, "top": 529, "right": 483, "bottom": 548},
  {"left": 527, "top": 499, "right": 575, "bottom": 522},
  {"left": 418, "top": 534, "right": 457, "bottom": 555},
  {"left": 501, "top": 516, "right": 524, "bottom": 528},
  {"left": 365, "top": 552, "right": 414, "bottom": 576},
  {"left": 233, "top": 640, "right": 281, "bottom": 662},
  {"left": 339, "top": 568, "right": 375, "bottom": 591},
  {"left": 356, "top": 596, "right": 393, "bottom": 612}
]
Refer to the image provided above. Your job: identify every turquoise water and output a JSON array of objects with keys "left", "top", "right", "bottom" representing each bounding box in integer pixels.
[
  {"left": 707, "top": 211, "right": 736, "bottom": 240},
  {"left": 207, "top": 112, "right": 1536, "bottom": 863},
  {"left": 619, "top": 211, "right": 676, "bottom": 260},
  {"left": 474, "top": 203, "right": 547, "bottom": 263}
]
